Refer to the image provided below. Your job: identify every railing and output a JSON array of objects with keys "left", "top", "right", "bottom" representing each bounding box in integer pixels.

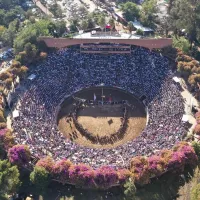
[{"left": 91, "top": 31, "right": 121, "bottom": 37}]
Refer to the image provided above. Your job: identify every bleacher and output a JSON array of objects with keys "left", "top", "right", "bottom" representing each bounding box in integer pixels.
[{"left": 80, "top": 43, "right": 131, "bottom": 54}]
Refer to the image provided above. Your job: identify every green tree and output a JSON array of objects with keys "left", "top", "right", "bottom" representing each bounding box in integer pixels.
[
  {"left": 30, "top": 166, "right": 50, "bottom": 195},
  {"left": 55, "top": 20, "right": 66, "bottom": 37},
  {"left": 0, "top": 159, "right": 21, "bottom": 197},
  {"left": 0, "top": 9, "right": 5, "bottom": 26},
  {"left": 127, "top": 21, "right": 134, "bottom": 33},
  {"left": 49, "top": 3, "right": 63, "bottom": 18},
  {"left": 98, "top": 15, "right": 106, "bottom": 31},
  {"left": 140, "top": 0, "right": 157, "bottom": 28},
  {"left": 136, "top": 28, "right": 144, "bottom": 36},
  {"left": 1, "top": 19, "right": 19, "bottom": 46},
  {"left": 0, "top": 25, "right": 6, "bottom": 39},
  {"left": 0, "top": 0, "right": 12, "bottom": 10},
  {"left": 80, "top": 20, "right": 88, "bottom": 30},
  {"left": 124, "top": 179, "right": 137, "bottom": 199},
  {"left": 69, "top": 20, "right": 78, "bottom": 32},
  {"left": 24, "top": 43, "right": 37, "bottom": 58},
  {"left": 78, "top": 6, "right": 88, "bottom": 18},
  {"left": 121, "top": 2, "right": 140, "bottom": 22},
  {"left": 192, "top": 142, "right": 200, "bottom": 161},
  {"left": 169, "top": 0, "right": 200, "bottom": 45},
  {"left": 172, "top": 36, "right": 190, "bottom": 53},
  {"left": 13, "top": 19, "right": 52, "bottom": 54},
  {"left": 3, "top": 6, "right": 24, "bottom": 25},
  {"left": 108, "top": 18, "right": 115, "bottom": 31},
  {"left": 87, "top": 17, "right": 95, "bottom": 29}
]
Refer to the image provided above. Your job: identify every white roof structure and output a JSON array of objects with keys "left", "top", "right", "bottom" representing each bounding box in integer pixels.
[
  {"left": 74, "top": 32, "right": 141, "bottom": 39},
  {"left": 173, "top": 77, "right": 180, "bottom": 83},
  {"left": 28, "top": 74, "right": 36, "bottom": 80},
  {"left": 132, "top": 21, "right": 153, "bottom": 32},
  {"left": 13, "top": 110, "right": 19, "bottom": 118},
  {"left": 182, "top": 115, "right": 189, "bottom": 122}
]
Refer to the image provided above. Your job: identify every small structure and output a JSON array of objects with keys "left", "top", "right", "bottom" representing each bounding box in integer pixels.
[
  {"left": 131, "top": 20, "right": 154, "bottom": 36},
  {"left": 28, "top": 74, "right": 36, "bottom": 81}
]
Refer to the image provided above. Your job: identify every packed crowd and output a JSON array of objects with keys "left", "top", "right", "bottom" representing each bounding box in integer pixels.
[
  {"left": 70, "top": 101, "right": 128, "bottom": 144},
  {"left": 11, "top": 46, "right": 187, "bottom": 168}
]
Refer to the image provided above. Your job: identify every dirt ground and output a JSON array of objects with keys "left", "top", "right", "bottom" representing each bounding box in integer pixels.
[{"left": 57, "top": 87, "right": 147, "bottom": 149}]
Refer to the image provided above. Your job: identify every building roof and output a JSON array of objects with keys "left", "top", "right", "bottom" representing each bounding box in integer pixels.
[
  {"left": 74, "top": 32, "right": 141, "bottom": 39},
  {"left": 132, "top": 21, "right": 153, "bottom": 32}
]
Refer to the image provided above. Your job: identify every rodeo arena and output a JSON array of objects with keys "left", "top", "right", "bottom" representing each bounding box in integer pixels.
[{"left": 6, "top": 34, "right": 198, "bottom": 172}]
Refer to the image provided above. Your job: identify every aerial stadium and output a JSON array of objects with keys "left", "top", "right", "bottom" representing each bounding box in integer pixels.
[{"left": 8, "top": 34, "right": 198, "bottom": 188}]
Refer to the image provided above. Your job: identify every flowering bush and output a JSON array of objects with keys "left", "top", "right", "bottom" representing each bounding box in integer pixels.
[
  {"left": 130, "top": 156, "right": 150, "bottom": 185},
  {"left": 194, "top": 124, "right": 200, "bottom": 135},
  {"left": 36, "top": 156, "right": 54, "bottom": 172},
  {"left": 8, "top": 144, "right": 31, "bottom": 166},
  {"left": 0, "top": 110, "right": 6, "bottom": 123},
  {"left": 94, "top": 166, "right": 119, "bottom": 188},
  {"left": 117, "top": 168, "right": 131, "bottom": 184},
  {"left": 68, "top": 163, "right": 95, "bottom": 187},
  {"left": 0, "top": 129, "right": 14, "bottom": 150},
  {"left": 160, "top": 149, "right": 173, "bottom": 163},
  {"left": 78, "top": 169, "right": 95, "bottom": 188},
  {"left": 195, "top": 111, "right": 200, "bottom": 119},
  {"left": 166, "top": 151, "right": 186, "bottom": 172},
  {"left": 148, "top": 155, "right": 166, "bottom": 176},
  {"left": 53, "top": 159, "right": 72, "bottom": 184},
  {"left": 175, "top": 143, "right": 198, "bottom": 167}
]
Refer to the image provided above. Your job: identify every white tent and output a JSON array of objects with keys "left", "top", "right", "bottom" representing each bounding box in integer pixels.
[
  {"left": 182, "top": 115, "right": 189, "bottom": 122},
  {"left": 13, "top": 110, "right": 19, "bottom": 118},
  {"left": 173, "top": 77, "right": 180, "bottom": 83},
  {"left": 28, "top": 74, "right": 36, "bottom": 80}
]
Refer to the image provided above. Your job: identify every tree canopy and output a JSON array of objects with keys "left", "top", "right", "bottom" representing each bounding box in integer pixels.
[
  {"left": 0, "top": 159, "right": 21, "bottom": 197},
  {"left": 168, "top": 0, "right": 200, "bottom": 45},
  {"left": 140, "top": 0, "right": 157, "bottom": 28},
  {"left": 30, "top": 166, "right": 50, "bottom": 195},
  {"left": 121, "top": 2, "right": 140, "bottom": 22}
]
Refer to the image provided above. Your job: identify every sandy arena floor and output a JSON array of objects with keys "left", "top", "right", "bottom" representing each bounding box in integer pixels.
[{"left": 57, "top": 87, "right": 147, "bottom": 149}]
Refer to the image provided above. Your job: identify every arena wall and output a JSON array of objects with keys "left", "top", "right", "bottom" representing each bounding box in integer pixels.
[{"left": 39, "top": 37, "right": 172, "bottom": 50}]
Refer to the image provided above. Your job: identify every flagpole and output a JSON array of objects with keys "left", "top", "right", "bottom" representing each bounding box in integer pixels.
[{"left": 102, "top": 87, "right": 103, "bottom": 105}]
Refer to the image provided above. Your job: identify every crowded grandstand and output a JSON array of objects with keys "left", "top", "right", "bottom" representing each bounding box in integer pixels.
[{"left": 11, "top": 44, "right": 188, "bottom": 169}]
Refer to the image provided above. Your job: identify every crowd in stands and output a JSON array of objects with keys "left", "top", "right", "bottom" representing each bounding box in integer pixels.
[{"left": 11, "top": 46, "right": 187, "bottom": 169}]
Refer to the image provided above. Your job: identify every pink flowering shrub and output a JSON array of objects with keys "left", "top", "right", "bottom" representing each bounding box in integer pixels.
[
  {"left": 68, "top": 163, "right": 95, "bottom": 187},
  {"left": 8, "top": 144, "right": 31, "bottom": 166},
  {"left": 173, "top": 142, "right": 198, "bottom": 167},
  {"left": 36, "top": 156, "right": 54, "bottom": 172},
  {"left": 130, "top": 156, "right": 150, "bottom": 185},
  {"left": 117, "top": 168, "right": 131, "bottom": 184},
  {"left": 160, "top": 149, "right": 173, "bottom": 163},
  {"left": 194, "top": 124, "right": 200, "bottom": 135},
  {"left": 94, "top": 166, "right": 119, "bottom": 189},
  {"left": 148, "top": 155, "right": 166, "bottom": 176},
  {"left": 53, "top": 159, "right": 72, "bottom": 184},
  {"left": 78, "top": 169, "right": 95, "bottom": 187},
  {"left": 166, "top": 151, "right": 186, "bottom": 172},
  {"left": 195, "top": 111, "right": 200, "bottom": 118}
]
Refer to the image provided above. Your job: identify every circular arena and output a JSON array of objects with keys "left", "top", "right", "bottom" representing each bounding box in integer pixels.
[
  {"left": 11, "top": 46, "right": 187, "bottom": 169},
  {"left": 57, "top": 87, "right": 147, "bottom": 149}
]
